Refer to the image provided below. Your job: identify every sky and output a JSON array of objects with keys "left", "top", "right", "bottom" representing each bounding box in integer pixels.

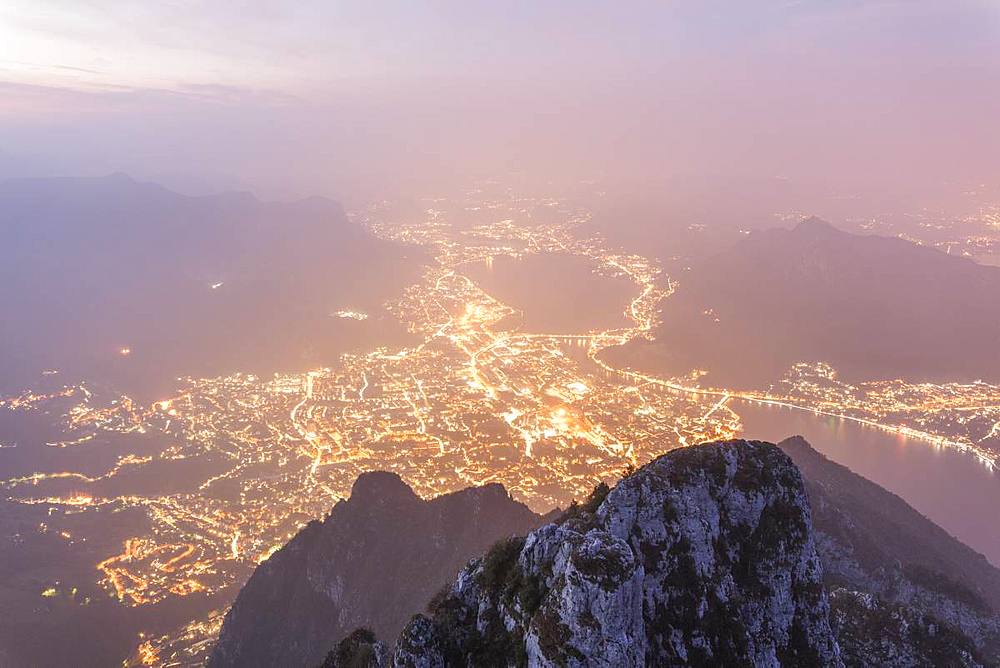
[{"left": 1, "top": 0, "right": 999, "bottom": 203}]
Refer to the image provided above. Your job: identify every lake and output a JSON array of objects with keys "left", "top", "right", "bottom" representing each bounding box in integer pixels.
[
  {"left": 736, "top": 400, "right": 1000, "bottom": 567},
  {"left": 462, "top": 253, "right": 638, "bottom": 333}
]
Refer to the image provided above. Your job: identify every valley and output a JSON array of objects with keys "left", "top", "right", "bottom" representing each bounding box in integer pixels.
[{"left": 1, "top": 189, "right": 998, "bottom": 666}]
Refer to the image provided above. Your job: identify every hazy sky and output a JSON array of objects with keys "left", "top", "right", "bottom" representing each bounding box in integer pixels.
[{"left": 1, "top": 1, "right": 998, "bottom": 202}]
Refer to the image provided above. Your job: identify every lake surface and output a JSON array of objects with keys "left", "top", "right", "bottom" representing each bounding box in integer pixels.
[
  {"left": 736, "top": 401, "right": 1000, "bottom": 567},
  {"left": 462, "top": 253, "right": 638, "bottom": 333}
]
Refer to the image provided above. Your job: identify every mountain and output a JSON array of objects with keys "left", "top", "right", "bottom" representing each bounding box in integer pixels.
[
  {"left": 392, "top": 440, "right": 841, "bottom": 666},
  {"left": 778, "top": 436, "right": 1000, "bottom": 664},
  {"left": 0, "top": 174, "right": 423, "bottom": 398},
  {"left": 209, "top": 473, "right": 545, "bottom": 668},
  {"left": 213, "top": 438, "right": 1000, "bottom": 667},
  {"left": 606, "top": 218, "right": 1000, "bottom": 387}
]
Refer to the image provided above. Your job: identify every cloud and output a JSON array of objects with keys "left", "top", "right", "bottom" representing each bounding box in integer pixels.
[{"left": 0, "top": 59, "right": 105, "bottom": 75}]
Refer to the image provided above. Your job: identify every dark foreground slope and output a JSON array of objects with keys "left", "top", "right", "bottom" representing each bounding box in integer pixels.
[
  {"left": 607, "top": 218, "right": 1000, "bottom": 386},
  {"left": 209, "top": 473, "right": 543, "bottom": 668},
  {"left": 0, "top": 174, "right": 421, "bottom": 397}
]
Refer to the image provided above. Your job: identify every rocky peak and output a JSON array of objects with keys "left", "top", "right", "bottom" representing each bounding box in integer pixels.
[
  {"left": 793, "top": 216, "right": 840, "bottom": 238},
  {"left": 348, "top": 471, "right": 421, "bottom": 507},
  {"left": 394, "top": 440, "right": 842, "bottom": 666},
  {"left": 209, "top": 476, "right": 542, "bottom": 668}
]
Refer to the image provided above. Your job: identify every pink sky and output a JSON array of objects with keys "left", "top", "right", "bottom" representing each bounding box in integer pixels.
[{"left": 1, "top": 1, "right": 998, "bottom": 202}]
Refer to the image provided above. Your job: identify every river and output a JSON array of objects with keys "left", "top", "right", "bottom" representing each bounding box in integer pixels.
[{"left": 736, "top": 401, "right": 1000, "bottom": 567}]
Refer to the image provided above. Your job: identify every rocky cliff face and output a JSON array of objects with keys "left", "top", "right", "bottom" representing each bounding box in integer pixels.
[
  {"left": 209, "top": 472, "right": 542, "bottom": 668},
  {"left": 394, "top": 440, "right": 842, "bottom": 667}
]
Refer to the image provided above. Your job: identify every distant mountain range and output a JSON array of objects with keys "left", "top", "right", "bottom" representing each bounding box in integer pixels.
[
  {"left": 214, "top": 437, "right": 1000, "bottom": 667},
  {"left": 0, "top": 174, "right": 423, "bottom": 398},
  {"left": 607, "top": 218, "right": 1000, "bottom": 387}
]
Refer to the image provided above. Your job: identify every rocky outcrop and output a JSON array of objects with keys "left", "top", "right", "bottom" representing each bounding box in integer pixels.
[
  {"left": 829, "top": 589, "right": 986, "bottom": 667},
  {"left": 395, "top": 440, "right": 842, "bottom": 666},
  {"left": 209, "top": 473, "right": 542, "bottom": 668},
  {"left": 318, "top": 628, "right": 389, "bottom": 668}
]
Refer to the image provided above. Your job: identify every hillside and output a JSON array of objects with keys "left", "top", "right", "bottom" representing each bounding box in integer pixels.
[
  {"left": 0, "top": 174, "right": 423, "bottom": 398},
  {"left": 607, "top": 218, "right": 1000, "bottom": 387},
  {"left": 778, "top": 436, "right": 1000, "bottom": 662},
  {"left": 209, "top": 473, "right": 544, "bottom": 668}
]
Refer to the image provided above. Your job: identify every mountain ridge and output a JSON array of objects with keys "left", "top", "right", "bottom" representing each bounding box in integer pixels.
[
  {"left": 0, "top": 172, "right": 350, "bottom": 211},
  {"left": 0, "top": 174, "right": 423, "bottom": 398},
  {"left": 606, "top": 218, "right": 1000, "bottom": 386},
  {"left": 209, "top": 473, "right": 544, "bottom": 668},
  {"left": 214, "top": 437, "right": 1000, "bottom": 667}
]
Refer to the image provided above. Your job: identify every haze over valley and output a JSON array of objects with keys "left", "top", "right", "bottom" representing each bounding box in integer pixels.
[{"left": 0, "top": 174, "right": 422, "bottom": 399}]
